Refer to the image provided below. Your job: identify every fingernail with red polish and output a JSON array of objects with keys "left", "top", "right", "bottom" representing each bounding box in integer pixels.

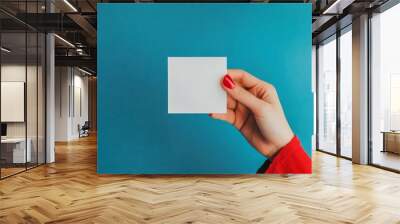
[
  {"left": 208, "top": 113, "right": 212, "bottom": 117},
  {"left": 223, "top": 74, "right": 235, "bottom": 89}
]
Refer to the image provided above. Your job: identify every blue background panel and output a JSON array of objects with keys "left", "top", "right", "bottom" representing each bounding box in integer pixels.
[{"left": 98, "top": 3, "right": 312, "bottom": 174}]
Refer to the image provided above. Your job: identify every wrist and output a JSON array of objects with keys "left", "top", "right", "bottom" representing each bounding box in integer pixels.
[{"left": 268, "top": 129, "right": 294, "bottom": 159}]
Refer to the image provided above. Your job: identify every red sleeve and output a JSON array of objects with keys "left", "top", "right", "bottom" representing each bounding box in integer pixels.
[{"left": 265, "top": 136, "right": 311, "bottom": 174}]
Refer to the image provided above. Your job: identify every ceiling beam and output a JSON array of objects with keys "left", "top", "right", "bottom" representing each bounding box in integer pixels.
[
  {"left": 322, "top": 0, "right": 356, "bottom": 14},
  {"left": 55, "top": 55, "right": 96, "bottom": 72},
  {"left": 67, "top": 14, "right": 97, "bottom": 38}
]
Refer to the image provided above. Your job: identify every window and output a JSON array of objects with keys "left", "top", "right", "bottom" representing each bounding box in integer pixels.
[
  {"left": 318, "top": 35, "right": 337, "bottom": 154},
  {"left": 317, "top": 26, "right": 353, "bottom": 159},
  {"left": 339, "top": 27, "right": 352, "bottom": 158},
  {"left": 371, "top": 2, "right": 400, "bottom": 171},
  {"left": 0, "top": 1, "right": 46, "bottom": 179}
]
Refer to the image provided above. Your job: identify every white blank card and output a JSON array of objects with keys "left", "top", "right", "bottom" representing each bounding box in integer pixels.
[{"left": 168, "top": 57, "right": 227, "bottom": 114}]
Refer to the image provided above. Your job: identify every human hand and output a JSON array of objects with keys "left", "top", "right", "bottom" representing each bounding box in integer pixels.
[{"left": 209, "top": 69, "right": 294, "bottom": 158}]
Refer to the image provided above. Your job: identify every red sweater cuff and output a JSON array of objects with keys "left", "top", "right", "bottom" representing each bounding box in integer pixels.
[{"left": 265, "top": 136, "right": 311, "bottom": 174}]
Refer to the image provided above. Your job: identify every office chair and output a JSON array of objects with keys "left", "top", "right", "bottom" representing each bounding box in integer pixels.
[{"left": 79, "top": 121, "right": 90, "bottom": 138}]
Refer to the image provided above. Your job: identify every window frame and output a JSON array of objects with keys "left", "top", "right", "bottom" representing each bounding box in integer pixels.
[
  {"left": 316, "top": 24, "right": 353, "bottom": 161},
  {"left": 367, "top": 0, "right": 400, "bottom": 173},
  {"left": 0, "top": 1, "right": 48, "bottom": 180}
]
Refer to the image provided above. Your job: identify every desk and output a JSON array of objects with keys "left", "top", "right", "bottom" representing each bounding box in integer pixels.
[
  {"left": 1, "top": 138, "right": 31, "bottom": 163},
  {"left": 381, "top": 131, "right": 400, "bottom": 154}
]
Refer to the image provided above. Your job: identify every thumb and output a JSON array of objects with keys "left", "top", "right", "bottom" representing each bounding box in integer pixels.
[{"left": 221, "top": 74, "right": 264, "bottom": 114}]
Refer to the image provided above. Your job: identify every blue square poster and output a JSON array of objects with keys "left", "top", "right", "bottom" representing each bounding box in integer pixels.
[{"left": 98, "top": 3, "right": 312, "bottom": 174}]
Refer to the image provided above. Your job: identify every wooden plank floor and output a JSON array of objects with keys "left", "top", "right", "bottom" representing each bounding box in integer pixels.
[{"left": 1, "top": 134, "right": 400, "bottom": 224}]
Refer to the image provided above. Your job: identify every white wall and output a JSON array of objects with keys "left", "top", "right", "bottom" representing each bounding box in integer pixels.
[
  {"left": 1, "top": 65, "right": 28, "bottom": 140},
  {"left": 1, "top": 64, "right": 46, "bottom": 163},
  {"left": 55, "top": 67, "right": 89, "bottom": 141},
  {"left": 55, "top": 66, "right": 70, "bottom": 141},
  {"left": 70, "top": 72, "right": 89, "bottom": 139},
  {"left": 1, "top": 65, "right": 40, "bottom": 137}
]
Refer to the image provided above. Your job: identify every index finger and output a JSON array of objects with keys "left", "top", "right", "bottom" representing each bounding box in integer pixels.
[{"left": 227, "top": 69, "right": 262, "bottom": 89}]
